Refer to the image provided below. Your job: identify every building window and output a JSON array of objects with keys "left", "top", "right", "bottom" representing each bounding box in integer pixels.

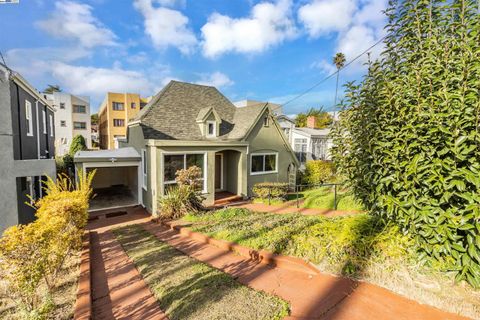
[
  {"left": 113, "top": 119, "right": 125, "bottom": 127},
  {"left": 73, "top": 105, "right": 86, "bottom": 113},
  {"left": 42, "top": 110, "right": 47, "bottom": 134},
  {"left": 49, "top": 114, "right": 54, "bottom": 137},
  {"left": 142, "top": 149, "right": 147, "bottom": 190},
  {"left": 26, "top": 176, "right": 35, "bottom": 205},
  {"left": 60, "top": 102, "right": 65, "bottom": 109},
  {"left": 206, "top": 121, "right": 216, "bottom": 137},
  {"left": 250, "top": 153, "right": 277, "bottom": 175},
  {"left": 163, "top": 153, "right": 206, "bottom": 192},
  {"left": 73, "top": 121, "right": 86, "bottom": 129},
  {"left": 312, "top": 138, "right": 328, "bottom": 160},
  {"left": 60, "top": 120, "right": 66, "bottom": 127},
  {"left": 112, "top": 102, "right": 124, "bottom": 111},
  {"left": 294, "top": 138, "right": 307, "bottom": 163},
  {"left": 25, "top": 100, "right": 33, "bottom": 136},
  {"left": 131, "top": 102, "right": 136, "bottom": 109}
]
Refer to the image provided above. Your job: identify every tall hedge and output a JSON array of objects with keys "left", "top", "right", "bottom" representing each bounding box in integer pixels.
[{"left": 331, "top": 0, "right": 480, "bottom": 287}]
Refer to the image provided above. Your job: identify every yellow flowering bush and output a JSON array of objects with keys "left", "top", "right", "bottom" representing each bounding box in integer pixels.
[{"left": 0, "top": 171, "right": 94, "bottom": 316}]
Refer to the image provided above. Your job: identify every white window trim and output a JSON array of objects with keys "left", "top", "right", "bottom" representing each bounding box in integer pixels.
[
  {"left": 25, "top": 100, "right": 33, "bottom": 136},
  {"left": 142, "top": 149, "right": 147, "bottom": 190},
  {"left": 49, "top": 114, "right": 54, "bottom": 137},
  {"left": 250, "top": 152, "right": 278, "bottom": 175},
  {"left": 42, "top": 110, "right": 47, "bottom": 134},
  {"left": 162, "top": 151, "right": 208, "bottom": 193},
  {"left": 206, "top": 120, "right": 217, "bottom": 137}
]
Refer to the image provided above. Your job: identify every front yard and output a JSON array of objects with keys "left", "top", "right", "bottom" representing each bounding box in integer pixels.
[
  {"left": 113, "top": 224, "right": 289, "bottom": 320},
  {"left": 183, "top": 208, "right": 479, "bottom": 319}
]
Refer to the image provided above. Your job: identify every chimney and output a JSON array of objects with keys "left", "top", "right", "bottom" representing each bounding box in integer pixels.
[{"left": 306, "top": 116, "right": 316, "bottom": 128}]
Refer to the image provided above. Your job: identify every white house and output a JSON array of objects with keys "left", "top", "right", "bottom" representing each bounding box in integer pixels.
[
  {"left": 45, "top": 92, "right": 92, "bottom": 155},
  {"left": 276, "top": 114, "right": 295, "bottom": 145}
]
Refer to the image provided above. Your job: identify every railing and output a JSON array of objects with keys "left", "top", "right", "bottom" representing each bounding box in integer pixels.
[{"left": 250, "top": 183, "right": 344, "bottom": 209}]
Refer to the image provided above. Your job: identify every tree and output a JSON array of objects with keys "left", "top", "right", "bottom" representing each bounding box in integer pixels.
[
  {"left": 295, "top": 107, "right": 333, "bottom": 129},
  {"left": 43, "top": 85, "right": 61, "bottom": 94},
  {"left": 331, "top": 0, "right": 480, "bottom": 287},
  {"left": 333, "top": 53, "right": 346, "bottom": 109},
  {"left": 91, "top": 113, "right": 98, "bottom": 125},
  {"left": 69, "top": 134, "right": 87, "bottom": 156}
]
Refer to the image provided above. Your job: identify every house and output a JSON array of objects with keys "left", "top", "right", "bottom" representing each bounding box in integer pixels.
[
  {"left": 276, "top": 114, "right": 295, "bottom": 145},
  {"left": 291, "top": 116, "right": 332, "bottom": 166},
  {"left": 74, "top": 81, "right": 299, "bottom": 213},
  {"left": 98, "top": 92, "right": 150, "bottom": 150},
  {"left": 0, "top": 63, "right": 56, "bottom": 232},
  {"left": 45, "top": 92, "right": 92, "bottom": 155}
]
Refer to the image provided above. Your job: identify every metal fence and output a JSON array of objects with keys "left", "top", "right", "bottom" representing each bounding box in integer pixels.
[{"left": 251, "top": 183, "right": 344, "bottom": 209}]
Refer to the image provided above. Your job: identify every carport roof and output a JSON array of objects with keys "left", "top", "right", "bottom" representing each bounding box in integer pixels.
[{"left": 74, "top": 147, "right": 141, "bottom": 163}]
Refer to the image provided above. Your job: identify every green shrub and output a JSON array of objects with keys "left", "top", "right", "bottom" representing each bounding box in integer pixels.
[
  {"left": 69, "top": 134, "right": 87, "bottom": 157},
  {"left": 252, "top": 182, "right": 289, "bottom": 201},
  {"left": 330, "top": 0, "right": 480, "bottom": 287},
  {"left": 303, "top": 160, "right": 335, "bottom": 184},
  {"left": 157, "top": 166, "right": 204, "bottom": 219}
]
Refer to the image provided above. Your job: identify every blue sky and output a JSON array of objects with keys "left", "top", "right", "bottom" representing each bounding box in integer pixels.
[{"left": 0, "top": 0, "right": 387, "bottom": 114}]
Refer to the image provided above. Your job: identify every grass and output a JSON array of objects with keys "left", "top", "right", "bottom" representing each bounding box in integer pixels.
[
  {"left": 183, "top": 208, "right": 480, "bottom": 319},
  {"left": 113, "top": 224, "right": 289, "bottom": 320},
  {"left": 254, "top": 186, "right": 364, "bottom": 211},
  {"left": 0, "top": 251, "right": 81, "bottom": 320}
]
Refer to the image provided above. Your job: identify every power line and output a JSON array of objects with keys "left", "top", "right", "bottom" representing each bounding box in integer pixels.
[{"left": 280, "top": 35, "right": 387, "bottom": 108}]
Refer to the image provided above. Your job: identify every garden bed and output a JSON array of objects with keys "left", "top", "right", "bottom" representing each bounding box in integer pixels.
[
  {"left": 183, "top": 208, "right": 479, "bottom": 319},
  {"left": 113, "top": 224, "right": 289, "bottom": 320},
  {"left": 0, "top": 251, "right": 81, "bottom": 320}
]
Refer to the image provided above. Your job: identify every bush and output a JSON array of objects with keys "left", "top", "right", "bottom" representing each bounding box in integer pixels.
[
  {"left": 303, "top": 160, "right": 335, "bottom": 185},
  {"left": 252, "top": 182, "right": 289, "bottom": 201},
  {"left": 157, "top": 166, "right": 204, "bottom": 219},
  {"left": 69, "top": 134, "right": 87, "bottom": 157},
  {"left": 330, "top": 0, "right": 480, "bottom": 287},
  {"left": 0, "top": 171, "right": 94, "bottom": 316}
]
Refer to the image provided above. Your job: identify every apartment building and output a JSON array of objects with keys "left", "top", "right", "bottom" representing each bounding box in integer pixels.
[
  {"left": 0, "top": 63, "right": 56, "bottom": 232},
  {"left": 45, "top": 92, "right": 91, "bottom": 155},
  {"left": 98, "top": 92, "right": 149, "bottom": 149}
]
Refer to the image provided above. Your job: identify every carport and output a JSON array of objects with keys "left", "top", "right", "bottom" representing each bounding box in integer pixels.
[{"left": 74, "top": 147, "right": 142, "bottom": 211}]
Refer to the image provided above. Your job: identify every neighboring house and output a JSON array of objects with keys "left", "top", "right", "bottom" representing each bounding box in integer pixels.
[
  {"left": 291, "top": 116, "right": 332, "bottom": 166},
  {"left": 45, "top": 92, "right": 91, "bottom": 155},
  {"left": 0, "top": 63, "right": 56, "bottom": 232},
  {"left": 91, "top": 123, "right": 99, "bottom": 148},
  {"left": 74, "top": 81, "right": 298, "bottom": 213},
  {"left": 234, "top": 99, "right": 283, "bottom": 115},
  {"left": 276, "top": 114, "right": 295, "bottom": 145},
  {"left": 98, "top": 92, "right": 150, "bottom": 150}
]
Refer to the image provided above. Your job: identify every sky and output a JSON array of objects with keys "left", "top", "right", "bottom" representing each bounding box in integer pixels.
[{"left": 0, "top": 0, "right": 388, "bottom": 114}]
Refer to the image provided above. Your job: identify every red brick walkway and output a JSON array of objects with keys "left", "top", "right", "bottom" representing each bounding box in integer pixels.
[
  {"left": 86, "top": 208, "right": 468, "bottom": 320},
  {"left": 143, "top": 220, "right": 467, "bottom": 320},
  {"left": 88, "top": 208, "right": 168, "bottom": 320}
]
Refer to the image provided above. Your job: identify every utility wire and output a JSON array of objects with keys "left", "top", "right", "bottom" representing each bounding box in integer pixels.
[{"left": 280, "top": 35, "right": 387, "bottom": 108}]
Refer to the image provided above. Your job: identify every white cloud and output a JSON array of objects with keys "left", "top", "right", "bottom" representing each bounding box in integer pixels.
[
  {"left": 196, "top": 72, "right": 234, "bottom": 88},
  {"left": 36, "top": 1, "right": 116, "bottom": 48},
  {"left": 201, "top": 0, "right": 296, "bottom": 58},
  {"left": 134, "top": 0, "right": 197, "bottom": 54},
  {"left": 50, "top": 63, "right": 152, "bottom": 98},
  {"left": 310, "top": 59, "right": 337, "bottom": 75},
  {"left": 298, "top": 0, "right": 357, "bottom": 37}
]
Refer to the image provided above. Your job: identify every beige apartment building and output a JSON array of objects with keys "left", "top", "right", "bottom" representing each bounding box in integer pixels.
[{"left": 98, "top": 92, "right": 149, "bottom": 149}]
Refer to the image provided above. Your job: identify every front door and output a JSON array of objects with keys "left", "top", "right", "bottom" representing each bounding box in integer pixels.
[{"left": 215, "top": 154, "right": 223, "bottom": 191}]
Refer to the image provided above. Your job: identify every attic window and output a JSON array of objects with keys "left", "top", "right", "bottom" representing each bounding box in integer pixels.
[
  {"left": 206, "top": 121, "right": 216, "bottom": 137},
  {"left": 263, "top": 116, "right": 269, "bottom": 127}
]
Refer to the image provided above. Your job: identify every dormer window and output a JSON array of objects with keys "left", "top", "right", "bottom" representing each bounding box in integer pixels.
[{"left": 206, "top": 120, "right": 216, "bottom": 137}]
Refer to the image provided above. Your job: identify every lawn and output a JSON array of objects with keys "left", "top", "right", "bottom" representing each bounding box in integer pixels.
[
  {"left": 254, "top": 186, "right": 364, "bottom": 211},
  {"left": 113, "top": 224, "right": 289, "bottom": 320},
  {"left": 183, "top": 208, "right": 479, "bottom": 319},
  {"left": 0, "top": 251, "right": 81, "bottom": 320}
]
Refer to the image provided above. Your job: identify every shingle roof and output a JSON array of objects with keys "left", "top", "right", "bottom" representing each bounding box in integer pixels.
[{"left": 132, "top": 81, "right": 267, "bottom": 141}]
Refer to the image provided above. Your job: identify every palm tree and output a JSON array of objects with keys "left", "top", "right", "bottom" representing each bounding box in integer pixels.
[
  {"left": 333, "top": 53, "right": 346, "bottom": 108},
  {"left": 43, "top": 84, "right": 61, "bottom": 94}
]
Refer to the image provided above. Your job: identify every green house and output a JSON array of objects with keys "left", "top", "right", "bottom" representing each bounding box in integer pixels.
[{"left": 76, "top": 81, "right": 298, "bottom": 213}]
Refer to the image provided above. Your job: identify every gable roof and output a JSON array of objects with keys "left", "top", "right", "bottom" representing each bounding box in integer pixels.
[{"left": 132, "top": 80, "right": 267, "bottom": 141}]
